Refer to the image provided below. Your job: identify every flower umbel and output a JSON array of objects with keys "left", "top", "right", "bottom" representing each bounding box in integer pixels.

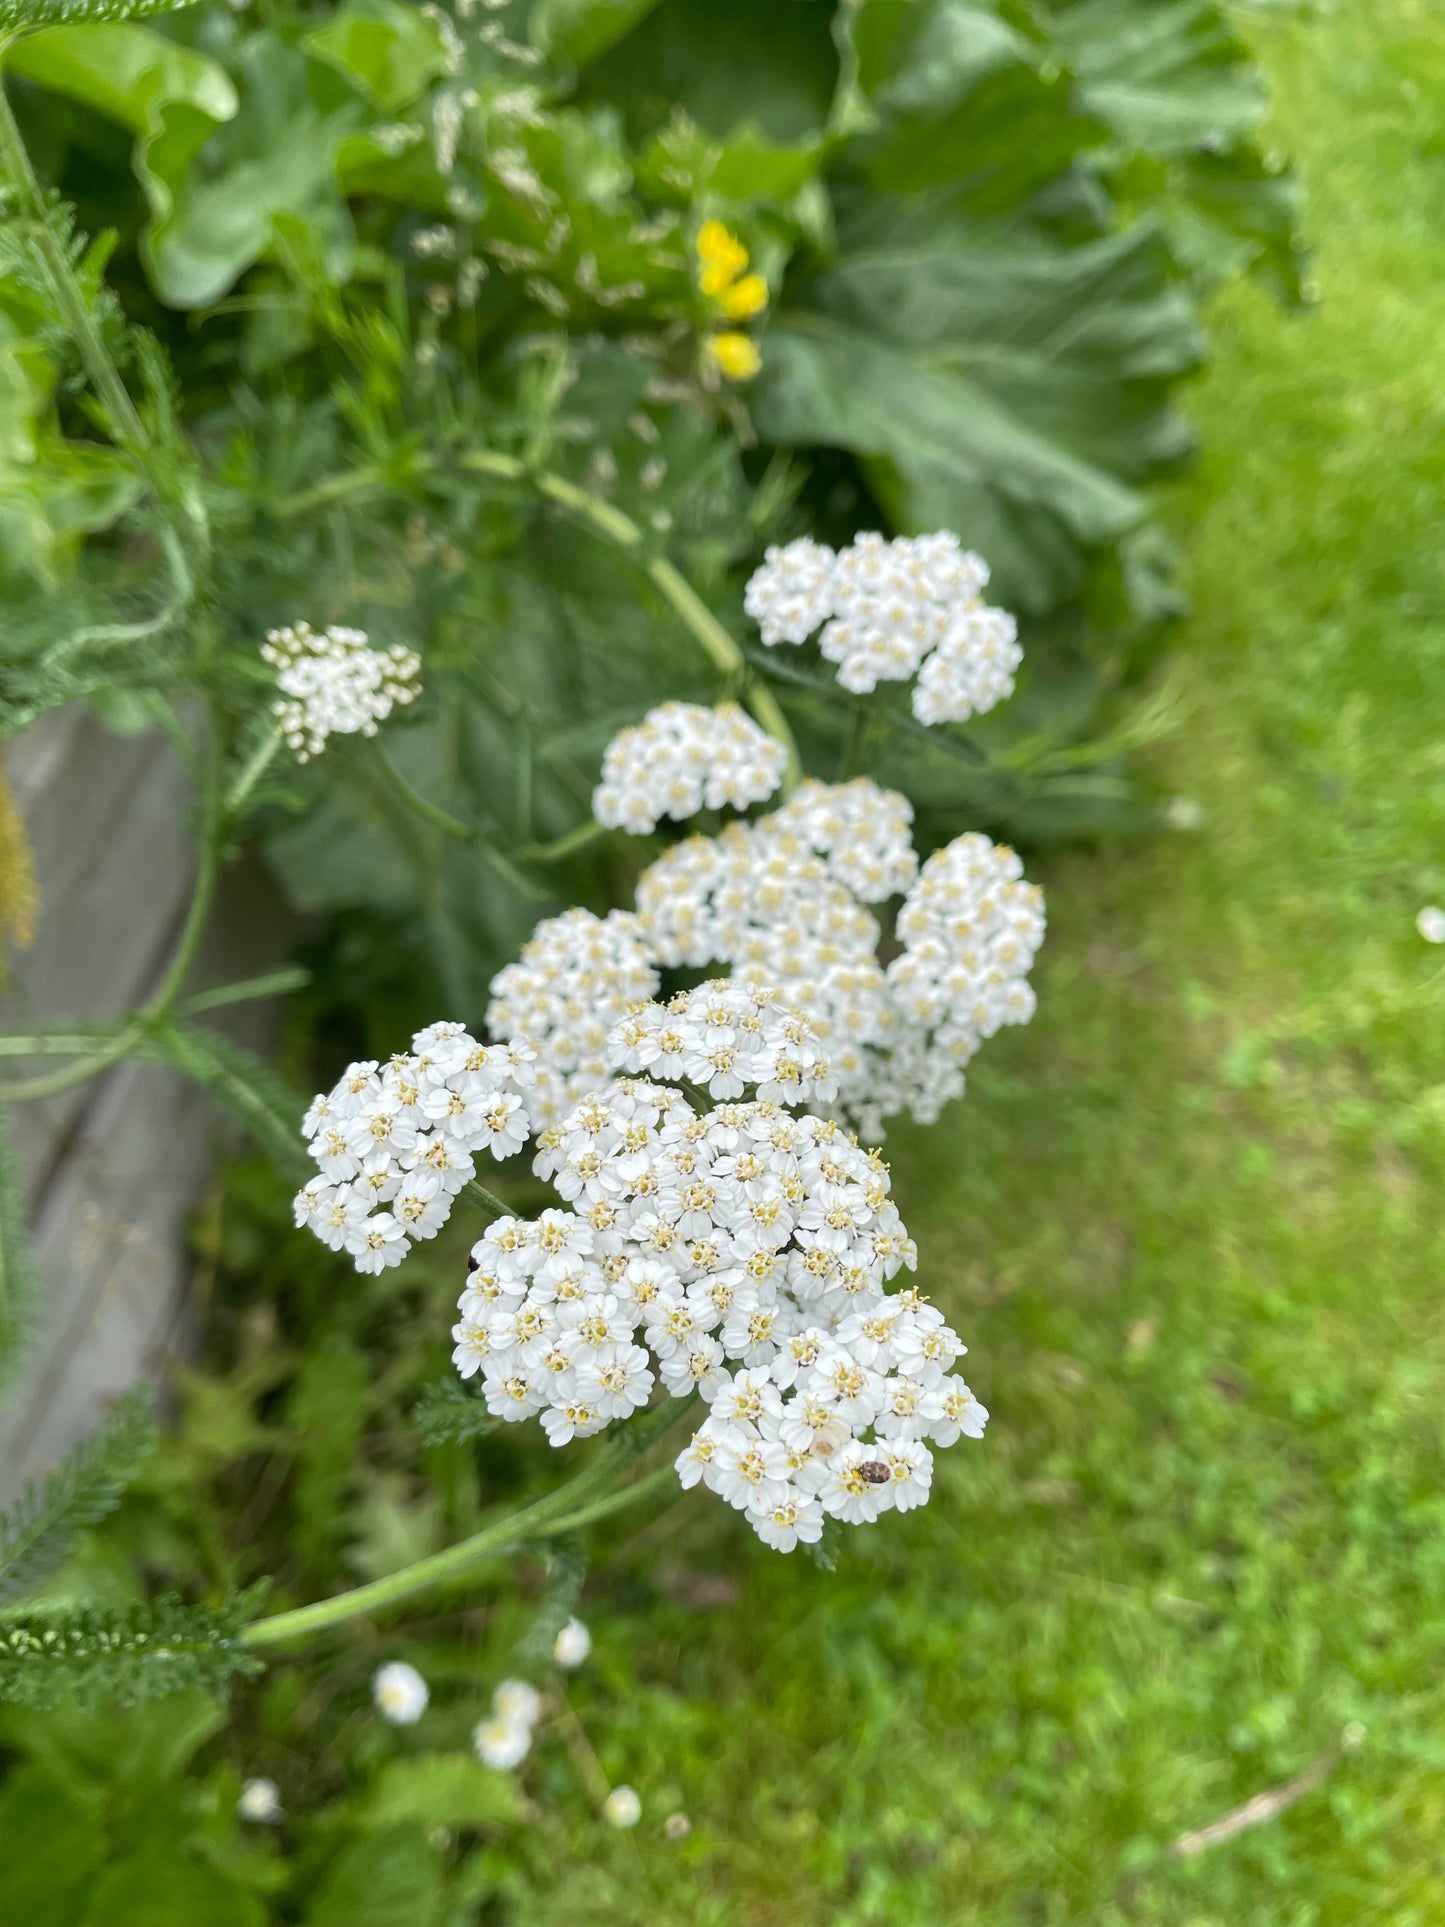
[
  {"left": 262, "top": 622, "right": 422, "bottom": 761},
  {"left": 593, "top": 701, "right": 787, "bottom": 834},
  {"left": 294, "top": 1021, "right": 535, "bottom": 1273}
]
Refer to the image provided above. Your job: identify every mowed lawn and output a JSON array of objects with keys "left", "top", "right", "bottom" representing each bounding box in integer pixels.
[{"left": 542, "top": 5, "right": 1445, "bottom": 1921}]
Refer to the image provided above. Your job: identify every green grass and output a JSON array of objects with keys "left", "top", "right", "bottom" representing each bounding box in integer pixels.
[{"left": 520, "top": 5, "right": 1445, "bottom": 1919}]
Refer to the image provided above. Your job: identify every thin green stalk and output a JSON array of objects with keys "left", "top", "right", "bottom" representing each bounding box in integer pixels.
[
  {"left": 225, "top": 726, "right": 284, "bottom": 818},
  {"left": 372, "top": 750, "right": 545, "bottom": 901},
  {"left": 464, "top": 1178, "right": 512, "bottom": 1222},
  {"left": 142, "top": 709, "right": 224, "bottom": 1020},
  {"left": 0, "top": 1032, "right": 119, "bottom": 1058},
  {"left": 517, "top": 818, "right": 609, "bottom": 864},
  {"left": 242, "top": 1401, "right": 690, "bottom": 1649},
  {"left": 179, "top": 966, "right": 310, "bottom": 1018},
  {"left": 0, "top": 1029, "right": 137, "bottom": 1101},
  {"left": 456, "top": 452, "right": 803, "bottom": 788}
]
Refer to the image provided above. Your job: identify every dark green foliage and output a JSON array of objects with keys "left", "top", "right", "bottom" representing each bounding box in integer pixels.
[
  {"left": 0, "top": 1384, "right": 157, "bottom": 1604},
  {"left": 0, "top": 1586, "right": 267, "bottom": 1707}
]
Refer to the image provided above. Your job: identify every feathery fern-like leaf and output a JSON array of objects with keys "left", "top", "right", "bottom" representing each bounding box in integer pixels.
[
  {"left": 148, "top": 1021, "right": 309, "bottom": 1180},
  {"left": 413, "top": 1378, "right": 500, "bottom": 1448},
  {"left": 0, "top": 1585, "right": 267, "bottom": 1708},
  {"left": 0, "top": 1384, "right": 157, "bottom": 1606}
]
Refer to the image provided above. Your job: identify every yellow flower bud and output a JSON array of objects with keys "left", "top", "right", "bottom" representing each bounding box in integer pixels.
[
  {"left": 720, "top": 271, "right": 768, "bottom": 320},
  {"left": 708, "top": 332, "right": 762, "bottom": 381},
  {"left": 695, "top": 220, "right": 748, "bottom": 293}
]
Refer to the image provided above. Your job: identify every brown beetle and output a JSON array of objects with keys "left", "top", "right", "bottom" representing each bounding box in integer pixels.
[{"left": 858, "top": 1460, "right": 891, "bottom": 1486}]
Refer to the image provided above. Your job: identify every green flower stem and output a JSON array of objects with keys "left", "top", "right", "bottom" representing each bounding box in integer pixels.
[
  {"left": 0, "top": 1032, "right": 119, "bottom": 1058},
  {"left": 372, "top": 749, "right": 545, "bottom": 901},
  {"left": 458, "top": 452, "right": 802, "bottom": 790},
  {"left": 242, "top": 1401, "right": 692, "bottom": 1650},
  {"left": 0, "top": 68, "right": 197, "bottom": 606},
  {"left": 0, "top": 1030, "right": 138, "bottom": 1101},
  {"left": 464, "top": 1178, "right": 512, "bottom": 1221},
  {"left": 179, "top": 966, "right": 310, "bottom": 1018},
  {"left": 516, "top": 818, "right": 609, "bottom": 864},
  {"left": 225, "top": 726, "right": 284, "bottom": 819}
]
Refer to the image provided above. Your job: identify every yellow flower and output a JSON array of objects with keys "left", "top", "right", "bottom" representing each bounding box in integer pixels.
[
  {"left": 708, "top": 332, "right": 762, "bottom": 381},
  {"left": 720, "top": 271, "right": 768, "bottom": 320},
  {"left": 696, "top": 219, "right": 748, "bottom": 295}
]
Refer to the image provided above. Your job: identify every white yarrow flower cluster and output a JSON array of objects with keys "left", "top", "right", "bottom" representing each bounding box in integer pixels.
[
  {"left": 744, "top": 531, "right": 1020, "bottom": 724},
  {"left": 631, "top": 783, "right": 1043, "bottom": 1136},
  {"left": 293, "top": 1022, "right": 535, "bottom": 1273},
  {"left": 487, "top": 908, "right": 659, "bottom": 1128},
  {"left": 593, "top": 701, "right": 787, "bottom": 833},
  {"left": 743, "top": 535, "right": 837, "bottom": 644},
  {"left": 449, "top": 987, "right": 987, "bottom": 1550},
  {"left": 262, "top": 621, "right": 422, "bottom": 761},
  {"left": 474, "top": 1677, "right": 542, "bottom": 1769}
]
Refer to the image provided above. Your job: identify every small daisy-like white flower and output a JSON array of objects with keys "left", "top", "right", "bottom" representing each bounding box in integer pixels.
[
  {"left": 592, "top": 701, "right": 787, "bottom": 835},
  {"left": 372, "top": 1660, "right": 429, "bottom": 1725},
  {"left": 1419, "top": 905, "right": 1445, "bottom": 944},
  {"left": 604, "top": 1785, "right": 642, "bottom": 1829},
  {"left": 553, "top": 1617, "right": 592, "bottom": 1669},
  {"left": 474, "top": 1715, "right": 532, "bottom": 1769},
  {"left": 262, "top": 621, "right": 421, "bottom": 762},
  {"left": 237, "top": 1777, "right": 283, "bottom": 1823},
  {"left": 493, "top": 1678, "right": 542, "bottom": 1726}
]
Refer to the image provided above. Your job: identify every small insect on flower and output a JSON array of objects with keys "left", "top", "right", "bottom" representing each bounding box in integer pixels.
[
  {"left": 372, "top": 1660, "right": 429, "bottom": 1725},
  {"left": 857, "top": 1459, "right": 892, "bottom": 1486},
  {"left": 237, "top": 1777, "right": 283, "bottom": 1824},
  {"left": 604, "top": 1785, "right": 642, "bottom": 1829}
]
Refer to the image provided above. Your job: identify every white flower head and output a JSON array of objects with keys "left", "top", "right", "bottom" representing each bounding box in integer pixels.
[
  {"left": 744, "top": 529, "right": 1019, "bottom": 726},
  {"left": 262, "top": 621, "right": 421, "bottom": 762},
  {"left": 493, "top": 1677, "right": 542, "bottom": 1726},
  {"left": 474, "top": 1715, "right": 532, "bottom": 1769},
  {"left": 237, "top": 1777, "right": 282, "bottom": 1824},
  {"left": 456, "top": 1070, "right": 983, "bottom": 1554},
  {"left": 295, "top": 1023, "right": 535, "bottom": 1275},
  {"left": 372, "top": 1660, "right": 429, "bottom": 1725},
  {"left": 488, "top": 908, "right": 658, "bottom": 1129},
  {"left": 593, "top": 701, "right": 787, "bottom": 834},
  {"left": 604, "top": 1784, "right": 642, "bottom": 1829},
  {"left": 553, "top": 1616, "right": 592, "bottom": 1669},
  {"left": 1419, "top": 905, "right": 1445, "bottom": 944}
]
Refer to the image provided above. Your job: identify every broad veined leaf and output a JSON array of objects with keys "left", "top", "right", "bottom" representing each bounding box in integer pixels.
[
  {"left": 529, "top": 0, "right": 663, "bottom": 69},
  {"left": 756, "top": 213, "right": 1201, "bottom": 613},
  {"left": 835, "top": 0, "right": 1104, "bottom": 205},
  {"left": 5, "top": 24, "right": 237, "bottom": 314},
  {"left": 142, "top": 31, "right": 360, "bottom": 308},
  {"left": 305, "top": 0, "right": 450, "bottom": 112},
  {"left": 1040, "top": 0, "right": 1305, "bottom": 300}
]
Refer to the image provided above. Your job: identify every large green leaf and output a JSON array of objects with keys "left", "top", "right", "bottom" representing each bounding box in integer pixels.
[
  {"left": 1041, "top": 0, "right": 1306, "bottom": 300},
  {"left": 141, "top": 31, "right": 358, "bottom": 308},
  {"left": 757, "top": 213, "right": 1200, "bottom": 613},
  {"left": 303, "top": 1825, "right": 444, "bottom": 1927},
  {"left": 836, "top": 0, "right": 1103, "bottom": 202},
  {"left": 305, "top": 0, "right": 450, "bottom": 112},
  {"left": 358, "top": 1754, "right": 524, "bottom": 1832},
  {"left": 530, "top": 0, "right": 663, "bottom": 68}
]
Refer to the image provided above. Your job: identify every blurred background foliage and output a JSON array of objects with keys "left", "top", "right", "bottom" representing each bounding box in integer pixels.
[{"left": 0, "top": 0, "right": 1299, "bottom": 1035}]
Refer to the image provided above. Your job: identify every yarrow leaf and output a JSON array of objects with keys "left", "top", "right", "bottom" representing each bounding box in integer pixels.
[
  {"left": 0, "top": 1585, "right": 267, "bottom": 1708},
  {"left": 412, "top": 1378, "right": 500, "bottom": 1448},
  {"left": 0, "top": 1384, "right": 157, "bottom": 1605},
  {"left": 0, "top": 0, "right": 199, "bottom": 27},
  {"left": 147, "top": 1022, "right": 311, "bottom": 1181}
]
